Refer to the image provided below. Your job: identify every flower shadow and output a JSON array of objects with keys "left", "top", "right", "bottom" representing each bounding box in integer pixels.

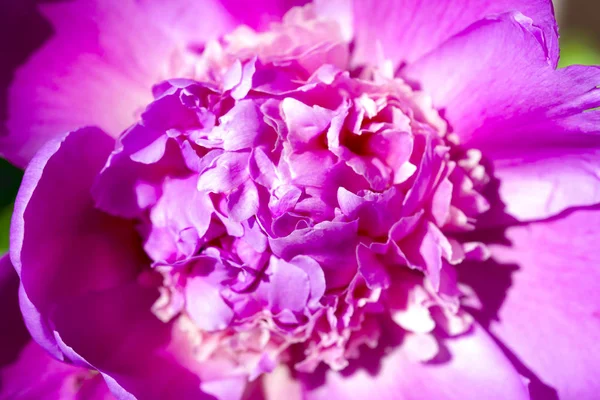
[{"left": 458, "top": 257, "right": 559, "bottom": 400}]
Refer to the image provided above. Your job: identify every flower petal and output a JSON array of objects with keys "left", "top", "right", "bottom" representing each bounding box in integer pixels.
[
  {"left": 323, "top": 0, "right": 558, "bottom": 68},
  {"left": 49, "top": 281, "right": 234, "bottom": 399},
  {"left": 403, "top": 12, "right": 600, "bottom": 221},
  {"left": 1, "top": 255, "right": 113, "bottom": 400},
  {"left": 10, "top": 127, "right": 143, "bottom": 355},
  {"left": 269, "top": 220, "right": 358, "bottom": 289},
  {"left": 1, "top": 0, "right": 237, "bottom": 167},
  {"left": 8, "top": 127, "right": 120, "bottom": 349},
  {"left": 490, "top": 145, "right": 600, "bottom": 222},
  {"left": 0, "top": 254, "right": 29, "bottom": 368},
  {"left": 0, "top": 341, "right": 112, "bottom": 400},
  {"left": 9, "top": 127, "right": 244, "bottom": 398},
  {"left": 303, "top": 323, "right": 529, "bottom": 400},
  {"left": 461, "top": 207, "right": 600, "bottom": 399},
  {"left": 221, "top": 0, "right": 311, "bottom": 31}
]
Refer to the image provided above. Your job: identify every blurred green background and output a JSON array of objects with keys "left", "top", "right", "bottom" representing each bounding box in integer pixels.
[
  {"left": 0, "top": 159, "right": 21, "bottom": 254},
  {"left": 1, "top": 0, "right": 600, "bottom": 254}
]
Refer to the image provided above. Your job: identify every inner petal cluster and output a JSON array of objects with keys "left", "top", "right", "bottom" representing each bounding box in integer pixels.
[{"left": 92, "top": 4, "right": 491, "bottom": 378}]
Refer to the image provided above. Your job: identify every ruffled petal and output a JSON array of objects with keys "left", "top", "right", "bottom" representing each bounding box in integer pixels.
[
  {"left": 403, "top": 13, "right": 600, "bottom": 222},
  {"left": 461, "top": 208, "right": 600, "bottom": 399},
  {"left": 303, "top": 323, "right": 529, "bottom": 400},
  {"left": 269, "top": 220, "right": 359, "bottom": 289},
  {"left": 320, "top": 0, "right": 558, "bottom": 68}
]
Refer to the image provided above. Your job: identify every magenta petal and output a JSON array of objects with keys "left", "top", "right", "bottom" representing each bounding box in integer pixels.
[
  {"left": 0, "top": 341, "right": 112, "bottom": 400},
  {"left": 145, "top": 176, "right": 214, "bottom": 262},
  {"left": 345, "top": 0, "right": 558, "bottom": 68},
  {"left": 356, "top": 244, "right": 390, "bottom": 289},
  {"left": 92, "top": 101, "right": 191, "bottom": 219},
  {"left": 186, "top": 276, "right": 234, "bottom": 332},
  {"left": 404, "top": 13, "right": 600, "bottom": 221},
  {"left": 404, "top": 13, "right": 599, "bottom": 149},
  {"left": 200, "top": 377, "right": 248, "bottom": 400},
  {"left": 10, "top": 127, "right": 143, "bottom": 356},
  {"left": 1, "top": 0, "right": 237, "bottom": 167},
  {"left": 304, "top": 323, "right": 529, "bottom": 400},
  {"left": 0, "top": 254, "right": 29, "bottom": 368},
  {"left": 1, "top": 0, "right": 311, "bottom": 167},
  {"left": 220, "top": 0, "right": 310, "bottom": 31},
  {"left": 269, "top": 220, "right": 358, "bottom": 289},
  {"left": 198, "top": 152, "right": 251, "bottom": 194},
  {"left": 1, "top": 256, "right": 112, "bottom": 400},
  {"left": 49, "top": 281, "right": 228, "bottom": 399},
  {"left": 464, "top": 208, "right": 600, "bottom": 399},
  {"left": 0, "top": 342, "right": 97, "bottom": 400},
  {"left": 215, "top": 100, "right": 273, "bottom": 151},
  {"left": 491, "top": 147, "right": 600, "bottom": 221},
  {"left": 283, "top": 97, "right": 334, "bottom": 151},
  {"left": 268, "top": 256, "right": 311, "bottom": 314},
  {"left": 8, "top": 127, "right": 225, "bottom": 398},
  {"left": 229, "top": 181, "right": 260, "bottom": 223},
  {"left": 402, "top": 221, "right": 452, "bottom": 290},
  {"left": 338, "top": 187, "right": 403, "bottom": 237}
]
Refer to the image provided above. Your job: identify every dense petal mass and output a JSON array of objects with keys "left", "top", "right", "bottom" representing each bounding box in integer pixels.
[
  {"left": 70, "top": 0, "right": 497, "bottom": 383},
  {"left": 302, "top": 323, "right": 529, "bottom": 400},
  {"left": 3, "top": 1, "right": 600, "bottom": 399},
  {"left": 461, "top": 208, "right": 600, "bottom": 400},
  {"left": 403, "top": 13, "right": 600, "bottom": 222},
  {"left": 320, "top": 0, "right": 558, "bottom": 68}
]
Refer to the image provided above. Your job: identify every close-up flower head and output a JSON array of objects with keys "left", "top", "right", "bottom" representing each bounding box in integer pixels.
[{"left": 0, "top": 0, "right": 599, "bottom": 399}]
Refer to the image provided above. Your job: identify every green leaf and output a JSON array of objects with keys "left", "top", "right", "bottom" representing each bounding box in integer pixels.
[{"left": 0, "top": 204, "right": 13, "bottom": 254}]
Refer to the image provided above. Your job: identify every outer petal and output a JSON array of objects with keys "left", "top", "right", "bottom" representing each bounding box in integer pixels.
[
  {"left": 1, "top": 255, "right": 113, "bottom": 400},
  {"left": 1, "top": 0, "right": 313, "bottom": 167},
  {"left": 10, "top": 128, "right": 244, "bottom": 399},
  {"left": 460, "top": 208, "right": 600, "bottom": 399},
  {"left": 319, "top": 0, "right": 558, "bottom": 68},
  {"left": 403, "top": 13, "right": 600, "bottom": 222},
  {"left": 221, "top": 0, "right": 310, "bottom": 30},
  {"left": 303, "top": 323, "right": 529, "bottom": 400},
  {"left": 49, "top": 281, "right": 243, "bottom": 400},
  {"left": 0, "top": 254, "right": 28, "bottom": 368},
  {"left": 10, "top": 127, "right": 142, "bottom": 355},
  {"left": 0, "top": 342, "right": 113, "bottom": 400},
  {"left": 1, "top": 0, "right": 237, "bottom": 167}
]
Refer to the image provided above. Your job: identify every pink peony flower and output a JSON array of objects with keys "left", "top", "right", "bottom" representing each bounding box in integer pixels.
[{"left": 1, "top": 1, "right": 600, "bottom": 399}]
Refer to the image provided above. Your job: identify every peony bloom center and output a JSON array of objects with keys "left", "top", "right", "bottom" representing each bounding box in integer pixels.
[{"left": 91, "top": 4, "right": 492, "bottom": 379}]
